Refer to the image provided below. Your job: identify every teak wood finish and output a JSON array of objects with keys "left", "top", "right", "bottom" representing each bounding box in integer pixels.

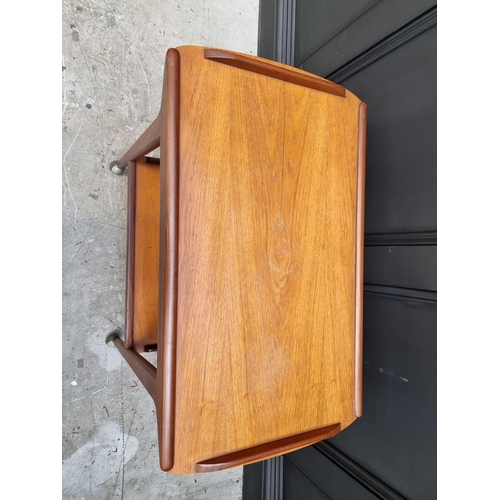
[
  {"left": 112, "top": 45, "right": 366, "bottom": 474},
  {"left": 126, "top": 156, "right": 161, "bottom": 352}
]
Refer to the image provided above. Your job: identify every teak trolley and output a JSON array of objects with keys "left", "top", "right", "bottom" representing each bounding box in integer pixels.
[{"left": 107, "top": 45, "right": 366, "bottom": 474}]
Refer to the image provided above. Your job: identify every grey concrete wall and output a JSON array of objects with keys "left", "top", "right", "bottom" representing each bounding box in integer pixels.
[{"left": 62, "top": 1, "right": 258, "bottom": 498}]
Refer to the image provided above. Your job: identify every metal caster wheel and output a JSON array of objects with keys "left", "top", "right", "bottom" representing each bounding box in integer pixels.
[
  {"left": 105, "top": 329, "right": 122, "bottom": 346},
  {"left": 109, "top": 161, "right": 125, "bottom": 175}
]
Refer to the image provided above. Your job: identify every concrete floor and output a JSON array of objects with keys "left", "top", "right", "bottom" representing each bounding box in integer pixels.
[{"left": 62, "top": 1, "right": 258, "bottom": 498}]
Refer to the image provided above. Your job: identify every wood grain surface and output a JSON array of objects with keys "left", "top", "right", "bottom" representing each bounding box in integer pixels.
[
  {"left": 116, "top": 45, "right": 365, "bottom": 474},
  {"left": 124, "top": 160, "right": 136, "bottom": 349},
  {"left": 130, "top": 156, "right": 161, "bottom": 352},
  {"left": 169, "top": 46, "right": 363, "bottom": 474}
]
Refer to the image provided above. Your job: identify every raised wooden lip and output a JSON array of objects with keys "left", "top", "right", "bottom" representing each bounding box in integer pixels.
[
  {"left": 194, "top": 423, "right": 341, "bottom": 473},
  {"left": 124, "top": 160, "right": 137, "bottom": 349},
  {"left": 156, "top": 47, "right": 181, "bottom": 472},
  {"left": 204, "top": 48, "right": 346, "bottom": 98},
  {"left": 354, "top": 102, "right": 367, "bottom": 418}
]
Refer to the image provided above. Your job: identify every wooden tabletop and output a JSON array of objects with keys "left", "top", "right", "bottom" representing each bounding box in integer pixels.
[{"left": 122, "top": 45, "right": 366, "bottom": 474}]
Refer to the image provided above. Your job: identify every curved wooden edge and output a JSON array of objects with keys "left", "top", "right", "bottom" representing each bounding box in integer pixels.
[
  {"left": 204, "top": 48, "right": 346, "bottom": 98},
  {"left": 112, "top": 337, "right": 157, "bottom": 402},
  {"left": 156, "top": 47, "right": 181, "bottom": 473},
  {"left": 194, "top": 423, "right": 342, "bottom": 473},
  {"left": 355, "top": 102, "right": 367, "bottom": 418},
  {"left": 125, "top": 160, "right": 136, "bottom": 349}
]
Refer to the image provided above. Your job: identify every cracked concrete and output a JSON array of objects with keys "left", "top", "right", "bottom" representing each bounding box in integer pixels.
[{"left": 62, "top": 1, "right": 258, "bottom": 497}]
